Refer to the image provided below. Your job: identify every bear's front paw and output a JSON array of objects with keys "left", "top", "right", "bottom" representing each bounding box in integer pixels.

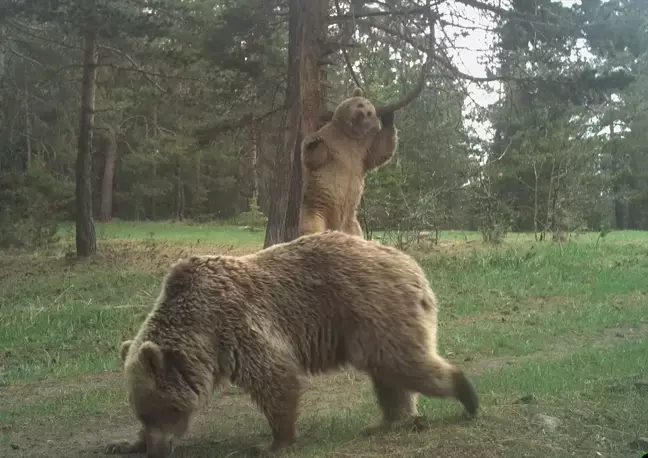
[
  {"left": 399, "top": 415, "right": 432, "bottom": 432},
  {"left": 250, "top": 443, "right": 277, "bottom": 457},
  {"left": 250, "top": 438, "right": 296, "bottom": 457},
  {"left": 104, "top": 439, "right": 146, "bottom": 455},
  {"left": 303, "top": 135, "right": 325, "bottom": 150},
  {"left": 379, "top": 110, "right": 394, "bottom": 127},
  {"left": 362, "top": 415, "right": 431, "bottom": 436},
  {"left": 362, "top": 421, "right": 390, "bottom": 436}
]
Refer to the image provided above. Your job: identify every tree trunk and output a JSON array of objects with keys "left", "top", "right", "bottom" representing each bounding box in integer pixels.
[
  {"left": 237, "top": 144, "right": 257, "bottom": 201},
  {"left": 192, "top": 151, "right": 204, "bottom": 210},
  {"left": 263, "top": 0, "right": 327, "bottom": 248},
  {"left": 75, "top": 27, "right": 98, "bottom": 257},
  {"left": 299, "top": 0, "right": 326, "bottom": 134},
  {"left": 263, "top": 108, "right": 300, "bottom": 248},
  {"left": 99, "top": 127, "right": 118, "bottom": 222},
  {"left": 23, "top": 84, "right": 32, "bottom": 171},
  {"left": 283, "top": 123, "right": 303, "bottom": 241},
  {"left": 150, "top": 162, "right": 157, "bottom": 220},
  {"left": 174, "top": 158, "right": 184, "bottom": 221},
  {"left": 532, "top": 160, "right": 539, "bottom": 241},
  {"left": 253, "top": 122, "right": 271, "bottom": 214},
  {"left": 263, "top": 0, "right": 303, "bottom": 248},
  {"left": 281, "top": 0, "right": 327, "bottom": 242}
]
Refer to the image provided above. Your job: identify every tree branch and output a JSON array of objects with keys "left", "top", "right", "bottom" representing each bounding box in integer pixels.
[
  {"left": 4, "top": 45, "right": 45, "bottom": 67},
  {"left": 376, "top": 50, "right": 433, "bottom": 115},
  {"left": 453, "top": 0, "right": 510, "bottom": 17},
  {"left": 433, "top": 47, "right": 519, "bottom": 83},
  {"left": 319, "top": 43, "right": 435, "bottom": 125},
  {"left": 359, "top": 16, "right": 526, "bottom": 85},
  {"left": 194, "top": 106, "right": 284, "bottom": 145},
  {"left": 328, "top": 8, "right": 427, "bottom": 23},
  {"left": 333, "top": 0, "right": 364, "bottom": 90},
  {"left": 6, "top": 19, "right": 82, "bottom": 51},
  {"left": 96, "top": 63, "right": 203, "bottom": 82},
  {"left": 356, "top": 19, "right": 427, "bottom": 53},
  {"left": 98, "top": 44, "right": 169, "bottom": 94}
]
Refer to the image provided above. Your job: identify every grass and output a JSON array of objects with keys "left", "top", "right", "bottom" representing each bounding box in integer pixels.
[
  {"left": 56, "top": 219, "right": 267, "bottom": 246},
  {"left": 1, "top": 220, "right": 647, "bottom": 457}
]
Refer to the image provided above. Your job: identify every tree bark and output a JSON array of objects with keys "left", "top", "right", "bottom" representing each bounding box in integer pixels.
[
  {"left": 75, "top": 27, "right": 98, "bottom": 257},
  {"left": 23, "top": 84, "right": 32, "bottom": 171},
  {"left": 299, "top": 0, "right": 326, "bottom": 134},
  {"left": 253, "top": 122, "right": 271, "bottom": 214},
  {"left": 192, "top": 150, "right": 204, "bottom": 210},
  {"left": 263, "top": 0, "right": 327, "bottom": 248},
  {"left": 99, "top": 127, "right": 118, "bottom": 222},
  {"left": 237, "top": 143, "right": 257, "bottom": 201},
  {"left": 174, "top": 158, "right": 184, "bottom": 221},
  {"left": 283, "top": 121, "right": 303, "bottom": 241},
  {"left": 532, "top": 160, "right": 539, "bottom": 241},
  {"left": 263, "top": 0, "right": 303, "bottom": 248},
  {"left": 284, "top": 0, "right": 327, "bottom": 240}
]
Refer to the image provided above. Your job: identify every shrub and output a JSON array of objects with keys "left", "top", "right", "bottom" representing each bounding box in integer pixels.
[{"left": 0, "top": 170, "right": 73, "bottom": 249}]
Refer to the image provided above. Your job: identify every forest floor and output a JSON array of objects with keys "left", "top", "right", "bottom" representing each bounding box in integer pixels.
[{"left": 1, "top": 221, "right": 648, "bottom": 458}]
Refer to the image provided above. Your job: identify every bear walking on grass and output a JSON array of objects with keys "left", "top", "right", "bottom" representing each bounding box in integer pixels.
[{"left": 105, "top": 230, "right": 479, "bottom": 458}]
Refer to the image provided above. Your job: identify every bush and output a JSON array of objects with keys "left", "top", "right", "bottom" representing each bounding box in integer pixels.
[{"left": 0, "top": 170, "right": 73, "bottom": 249}]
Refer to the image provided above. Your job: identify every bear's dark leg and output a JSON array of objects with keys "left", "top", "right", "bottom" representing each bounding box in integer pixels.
[
  {"left": 363, "top": 377, "right": 430, "bottom": 435},
  {"left": 250, "top": 372, "right": 301, "bottom": 456},
  {"left": 373, "top": 377, "right": 418, "bottom": 423}
]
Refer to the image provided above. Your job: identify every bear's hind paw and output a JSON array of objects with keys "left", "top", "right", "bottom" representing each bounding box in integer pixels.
[
  {"left": 250, "top": 439, "right": 296, "bottom": 457},
  {"left": 104, "top": 439, "right": 146, "bottom": 455},
  {"left": 363, "top": 415, "right": 431, "bottom": 436}
]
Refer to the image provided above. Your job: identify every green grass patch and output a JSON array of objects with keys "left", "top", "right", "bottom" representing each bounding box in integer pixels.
[
  {"left": 4, "top": 337, "right": 644, "bottom": 457},
  {"left": 56, "top": 219, "right": 266, "bottom": 246},
  {"left": 0, "top": 269, "right": 160, "bottom": 382},
  {"left": 1, "top": 382, "right": 127, "bottom": 432},
  {"left": 1, "top": 224, "right": 647, "bottom": 457},
  {"left": 424, "top": 241, "right": 648, "bottom": 317}
]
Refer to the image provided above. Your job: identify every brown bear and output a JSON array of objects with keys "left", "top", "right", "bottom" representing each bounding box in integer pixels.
[
  {"left": 105, "top": 230, "right": 478, "bottom": 458},
  {"left": 299, "top": 88, "right": 398, "bottom": 238}
]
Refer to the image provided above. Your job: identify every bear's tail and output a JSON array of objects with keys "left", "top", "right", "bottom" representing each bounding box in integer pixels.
[
  {"left": 393, "top": 353, "right": 479, "bottom": 416},
  {"left": 423, "top": 355, "right": 479, "bottom": 416}
]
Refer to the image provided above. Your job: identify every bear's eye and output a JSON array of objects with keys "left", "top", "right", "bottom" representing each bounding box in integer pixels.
[
  {"left": 357, "top": 103, "right": 364, "bottom": 109},
  {"left": 367, "top": 111, "right": 373, "bottom": 117}
]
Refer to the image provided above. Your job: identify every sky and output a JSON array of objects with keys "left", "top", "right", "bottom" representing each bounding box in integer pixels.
[{"left": 441, "top": 0, "right": 586, "bottom": 141}]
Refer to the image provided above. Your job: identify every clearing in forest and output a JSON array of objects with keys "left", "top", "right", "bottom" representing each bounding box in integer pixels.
[{"left": 1, "top": 222, "right": 647, "bottom": 457}]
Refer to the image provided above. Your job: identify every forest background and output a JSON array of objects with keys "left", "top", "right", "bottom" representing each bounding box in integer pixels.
[{"left": 1, "top": 0, "right": 647, "bottom": 255}]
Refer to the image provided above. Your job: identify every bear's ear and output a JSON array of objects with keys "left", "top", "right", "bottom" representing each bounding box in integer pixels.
[
  {"left": 138, "top": 341, "right": 164, "bottom": 375},
  {"left": 120, "top": 340, "right": 134, "bottom": 362},
  {"left": 352, "top": 87, "right": 363, "bottom": 97}
]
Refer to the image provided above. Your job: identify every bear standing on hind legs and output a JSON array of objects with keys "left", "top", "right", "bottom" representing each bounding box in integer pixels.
[
  {"left": 104, "top": 231, "right": 479, "bottom": 458},
  {"left": 299, "top": 87, "right": 398, "bottom": 238}
]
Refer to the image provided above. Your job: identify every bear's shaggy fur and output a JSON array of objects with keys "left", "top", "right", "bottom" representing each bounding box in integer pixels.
[
  {"left": 299, "top": 88, "right": 398, "bottom": 238},
  {"left": 105, "top": 231, "right": 478, "bottom": 458}
]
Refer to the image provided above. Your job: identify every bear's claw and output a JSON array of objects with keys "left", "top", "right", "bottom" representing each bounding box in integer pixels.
[{"left": 104, "top": 439, "right": 146, "bottom": 455}]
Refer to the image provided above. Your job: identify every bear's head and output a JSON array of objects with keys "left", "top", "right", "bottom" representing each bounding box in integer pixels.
[
  {"left": 332, "top": 87, "right": 382, "bottom": 139},
  {"left": 120, "top": 339, "right": 201, "bottom": 458}
]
